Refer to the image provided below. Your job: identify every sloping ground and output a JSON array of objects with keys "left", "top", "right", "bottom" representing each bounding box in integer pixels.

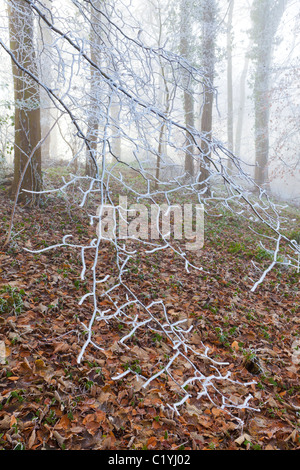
[{"left": 0, "top": 180, "right": 299, "bottom": 450}]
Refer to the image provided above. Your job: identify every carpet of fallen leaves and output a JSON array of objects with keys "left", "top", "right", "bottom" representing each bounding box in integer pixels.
[{"left": 0, "top": 174, "right": 299, "bottom": 451}]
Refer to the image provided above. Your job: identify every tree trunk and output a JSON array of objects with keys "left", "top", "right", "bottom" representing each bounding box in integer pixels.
[
  {"left": 8, "top": 0, "right": 42, "bottom": 203},
  {"left": 37, "top": 0, "right": 54, "bottom": 164},
  {"left": 197, "top": 0, "right": 217, "bottom": 193},
  {"left": 253, "top": 49, "right": 272, "bottom": 188},
  {"left": 110, "top": 93, "right": 121, "bottom": 161},
  {"left": 235, "top": 54, "right": 249, "bottom": 157},
  {"left": 226, "top": 0, "right": 234, "bottom": 172},
  {"left": 180, "top": 0, "right": 194, "bottom": 180},
  {"left": 85, "top": 0, "right": 103, "bottom": 177},
  {"left": 251, "top": 0, "right": 286, "bottom": 189},
  {"left": 155, "top": 3, "right": 172, "bottom": 188}
]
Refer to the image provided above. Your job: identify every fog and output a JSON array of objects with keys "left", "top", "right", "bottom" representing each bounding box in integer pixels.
[
  {"left": 0, "top": 0, "right": 299, "bottom": 205},
  {"left": 212, "top": 0, "right": 300, "bottom": 204}
]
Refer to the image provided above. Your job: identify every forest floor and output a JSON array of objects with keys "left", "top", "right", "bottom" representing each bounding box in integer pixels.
[{"left": 0, "top": 168, "right": 299, "bottom": 451}]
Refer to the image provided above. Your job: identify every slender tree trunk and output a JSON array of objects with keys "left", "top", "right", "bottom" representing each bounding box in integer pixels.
[
  {"left": 235, "top": 54, "right": 249, "bottom": 157},
  {"left": 197, "top": 0, "right": 217, "bottom": 193},
  {"left": 226, "top": 0, "right": 234, "bottom": 172},
  {"left": 155, "top": 70, "right": 170, "bottom": 189},
  {"left": 9, "top": 0, "right": 42, "bottom": 203},
  {"left": 37, "top": 0, "right": 54, "bottom": 164},
  {"left": 180, "top": 0, "right": 194, "bottom": 180},
  {"left": 110, "top": 93, "right": 121, "bottom": 161},
  {"left": 253, "top": 49, "right": 272, "bottom": 188},
  {"left": 199, "top": 83, "right": 214, "bottom": 188},
  {"left": 86, "top": 0, "right": 103, "bottom": 177},
  {"left": 155, "top": 123, "right": 164, "bottom": 187},
  {"left": 153, "top": 3, "right": 172, "bottom": 189},
  {"left": 251, "top": 0, "right": 286, "bottom": 189}
]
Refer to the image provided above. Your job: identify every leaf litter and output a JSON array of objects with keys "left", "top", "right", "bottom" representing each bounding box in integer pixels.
[{"left": 0, "top": 184, "right": 299, "bottom": 450}]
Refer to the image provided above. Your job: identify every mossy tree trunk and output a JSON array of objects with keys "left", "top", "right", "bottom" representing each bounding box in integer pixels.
[{"left": 8, "top": 0, "right": 42, "bottom": 203}]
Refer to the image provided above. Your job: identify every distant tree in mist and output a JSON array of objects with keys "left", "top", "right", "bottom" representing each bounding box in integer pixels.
[
  {"left": 226, "top": 0, "right": 234, "bottom": 168},
  {"left": 197, "top": 0, "right": 218, "bottom": 193},
  {"left": 179, "top": 0, "right": 195, "bottom": 179},
  {"left": 249, "top": 0, "right": 287, "bottom": 189}
]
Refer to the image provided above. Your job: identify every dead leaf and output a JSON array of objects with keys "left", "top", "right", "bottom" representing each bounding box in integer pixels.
[
  {"left": 211, "top": 407, "right": 225, "bottom": 417},
  {"left": 151, "top": 420, "right": 161, "bottom": 430},
  {"left": 285, "top": 430, "right": 298, "bottom": 443},
  {"left": 37, "top": 304, "right": 48, "bottom": 314},
  {"left": 19, "top": 358, "right": 33, "bottom": 375},
  {"left": 235, "top": 433, "right": 252, "bottom": 446},
  {"left": 0, "top": 415, "right": 11, "bottom": 431},
  {"left": 147, "top": 436, "right": 157, "bottom": 449},
  {"left": 52, "top": 430, "right": 66, "bottom": 449},
  {"left": 130, "top": 376, "right": 145, "bottom": 392},
  {"left": 83, "top": 411, "right": 106, "bottom": 436},
  {"left": 10, "top": 415, "right": 17, "bottom": 427},
  {"left": 0, "top": 341, "right": 6, "bottom": 364},
  {"left": 52, "top": 342, "right": 70, "bottom": 354},
  {"left": 185, "top": 403, "right": 203, "bottom": 418},
  {"left": 35, "top": 359, "right": 46, "bottom": 370},
  {"left": 28, "top": 428, "right": 36, "bottom": 449},
  {"left": 56, "top": 414, "right": 71, "bottom": 430}
]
